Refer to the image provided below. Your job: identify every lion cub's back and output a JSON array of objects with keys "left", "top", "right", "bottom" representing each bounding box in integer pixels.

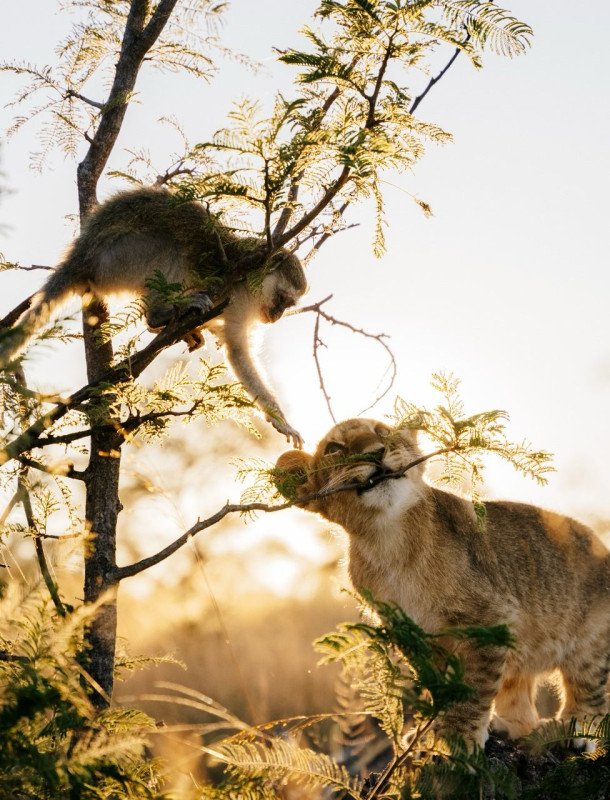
[{"left": 484, "top": 499, "right": 610, "bottom": 614}]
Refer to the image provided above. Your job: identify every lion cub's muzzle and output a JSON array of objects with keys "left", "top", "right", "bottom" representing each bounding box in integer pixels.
[{"left": 356, "top": 462, "right": 404, "bottom": 495}]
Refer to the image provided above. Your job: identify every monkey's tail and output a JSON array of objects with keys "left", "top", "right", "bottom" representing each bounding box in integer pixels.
[{"left": 0, "top": 264, "right": 83, "bottom": 369}]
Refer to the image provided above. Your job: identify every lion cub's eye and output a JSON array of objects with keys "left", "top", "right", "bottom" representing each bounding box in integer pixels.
[{"left": 324, "top": 441, "right": 346, "bottom": 456}]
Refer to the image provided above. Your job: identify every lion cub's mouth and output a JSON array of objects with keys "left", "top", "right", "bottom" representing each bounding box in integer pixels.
[{"left": 355, "top": 464, "right": 403, "bottom": 495}]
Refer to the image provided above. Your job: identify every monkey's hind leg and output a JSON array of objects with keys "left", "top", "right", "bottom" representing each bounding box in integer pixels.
[
  {"left": 179, "top": 292, "right": 214, "bottom": 351},
  {"left": 146, "top": 291, "right": 213, "bottom": 333},
  {"left": 146, "top": 302, "right": 175, "bottom": 332},
  {"left": 184, "top": 327, "right": 205, "bottom": 352}
]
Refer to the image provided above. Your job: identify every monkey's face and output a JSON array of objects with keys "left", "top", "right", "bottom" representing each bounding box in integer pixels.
[{"left": 259, "top": 272, "right": 304, "bottom": 324}]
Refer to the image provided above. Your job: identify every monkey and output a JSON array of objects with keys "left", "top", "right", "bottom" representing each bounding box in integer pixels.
[{"left": 0, "top": 187, "right": 307, "bottom": 446}]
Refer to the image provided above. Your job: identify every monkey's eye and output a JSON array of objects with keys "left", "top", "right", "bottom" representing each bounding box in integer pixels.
[
  {"left": 277, "top": 293, "right": 293, "bottom": 310},
  {"left": 324, "top": 441, "right": 346, "bottom": 456}
]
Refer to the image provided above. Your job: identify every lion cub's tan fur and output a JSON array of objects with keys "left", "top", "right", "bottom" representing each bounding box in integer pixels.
[{"left": 277, "top": 418, "right": 610, "bottom": 746}]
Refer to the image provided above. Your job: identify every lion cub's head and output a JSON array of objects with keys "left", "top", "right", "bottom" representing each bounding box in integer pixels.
[{"left": 275, "top": 418, "right": 426, "bottom": 527}]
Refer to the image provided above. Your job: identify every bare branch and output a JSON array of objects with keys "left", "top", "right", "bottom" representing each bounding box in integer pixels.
[
  {"left": 66, "top": 89, "right": 104, "bottom": 110},
  {"left": 293, "top": 296, "right": 397, "bottom": 417},
  {"left": 306, "top": 200, "right": 353, "bottom": 258},
  {"left": 15, "top": 455, "right": 88, "bottom": 482},
  {"left": 312, "top": 310, "right": 336, "bottom": 423},
  {"left": 154, "top": 161, "right": 194, "bottom": 186},
  {"left": 0, "top": 294, "right": 35, "bottom": 330},
  {"left": 113, "top": 445, "right": 454, "bottom": 581},
  {"left": 2, "top": 263, "right": 53, "bottom": 273},
  {"left": 18, "top": 468, "right": 67, "bottom": 616},
  {"left": 409, "top": 39, "right": 467, "bottom": 115}
]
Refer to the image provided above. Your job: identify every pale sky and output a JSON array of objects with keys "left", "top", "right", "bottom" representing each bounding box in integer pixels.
[{"left": 1, "top": 0, "right": 609, "bottom": 560}]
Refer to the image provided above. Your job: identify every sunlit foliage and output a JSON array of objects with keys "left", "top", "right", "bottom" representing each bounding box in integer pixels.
[
  {"left": 0, "top": 587, "right": 164, "bottom": 799},
  {"left": 163, "top": 0, "right": 532, "bottom": 257}
]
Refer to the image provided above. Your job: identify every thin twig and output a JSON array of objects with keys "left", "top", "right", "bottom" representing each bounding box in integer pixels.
[
  {"left": 15, "top": 455, "right": 88, "bottom": 482},
  {"left": 312, "top": 311, "right": 336, "bottom": 423},
  {"left": 263, "top": 159, "right": 273, "bottom": 249},
  {"left": 154, "top": 161, "right": 194, "bottom": 186},
  {"left": 3, "top": 263, "right": 53, "bottom": 273},
  {"left": 0, "top": 490, "right": 21, "bottom": 528},
  {"left": 366, "top": 718, "right": 436, "bottom": 800},
  {"left": 65, "top": 89, "right": 104, "bottom": 110},
  {"left": 316, "top": 300, "right": 398, "bottom": 417},
  {"left": 18, "top": 470, "right": 67, "bottom": 617},
  {"left": 306, "top": 201, "right": 354, "bottom": 259}
]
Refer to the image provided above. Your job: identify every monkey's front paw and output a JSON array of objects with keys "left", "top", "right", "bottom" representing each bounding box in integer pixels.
[{"left": 267, "top": 415, "right": 303, "bottom": 449}]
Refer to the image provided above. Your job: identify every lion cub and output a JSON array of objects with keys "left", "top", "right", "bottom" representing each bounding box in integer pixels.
[{"left": 276, "top": 418, "right": 610, "bottom": 747}]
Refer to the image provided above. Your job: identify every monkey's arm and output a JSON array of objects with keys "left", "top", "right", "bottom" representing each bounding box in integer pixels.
[{"left": 222, "top": 320, "right": 303, "bottom": 448}]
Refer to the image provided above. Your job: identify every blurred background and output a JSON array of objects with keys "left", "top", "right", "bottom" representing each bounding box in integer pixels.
[{"left": 1, "top": 0, "right": 609, "bottom": 787}]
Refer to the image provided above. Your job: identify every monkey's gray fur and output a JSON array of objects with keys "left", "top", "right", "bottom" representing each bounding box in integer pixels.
[{"left": 1, "top": 187, "right": 308, "bottom": 446}]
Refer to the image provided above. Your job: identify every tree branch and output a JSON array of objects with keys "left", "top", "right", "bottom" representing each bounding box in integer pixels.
[
  {"left": 294, "top": 296, "right": 397, "bottom": 418},
  {"left": 366, "top": 38, "right": 394, "bottom": 128},
  {"left": 15, "top": 455, "right": 88, "bottom": 482},
  {"left": 112, "top": 445, "right": 454, "bottom": 581},
  {"left": 0, "top": 300, "right": 228, "bottom": 466},
  {"left": 17, "top": 470, "right": 67, "bottom": 617},
  {"left": 312, "top": 310, "right": 336, "bottom": 423},
  {"left": 276, "top": 166, "right": 351, "bottom": 248},
  {"left": 272, "top": 84, "right": 343, "bottom": 241},
  {"left": 278, "top": 35, "right": 465, "bottom": 255},
  {"left": 409, "top": 39, "right": 467, "bottom": 115},
  {"left": 0, "top": 295, "right": 35, "bottom": 330},
  {"left": 140, "top": 0, "right": 180, "bottom": 55},
  {"left": 66, "top": 89, "right": 104, "bottom": 110}
]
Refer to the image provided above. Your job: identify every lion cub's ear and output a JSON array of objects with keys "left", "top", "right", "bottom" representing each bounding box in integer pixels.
[{"left": 274, "top": 450, "right": 314, "bottom": 501}]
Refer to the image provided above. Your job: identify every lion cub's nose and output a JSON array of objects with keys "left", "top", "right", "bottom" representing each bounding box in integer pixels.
[{"left": 348, "top": 434, "right": 385, "bottom": 459}]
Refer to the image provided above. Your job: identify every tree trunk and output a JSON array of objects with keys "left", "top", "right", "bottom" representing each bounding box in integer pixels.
[{"left": 76, "top": 0, "right": 180, "bottom": 707}]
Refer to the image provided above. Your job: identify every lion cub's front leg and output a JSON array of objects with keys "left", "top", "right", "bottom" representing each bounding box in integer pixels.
[{"left": 436, "top": 643, "right": 507, "bottom": 748}]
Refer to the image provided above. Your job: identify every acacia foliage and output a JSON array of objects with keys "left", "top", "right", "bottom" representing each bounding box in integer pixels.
[{"left": 156, "top": 0, "right": 532, "bottom": 258}]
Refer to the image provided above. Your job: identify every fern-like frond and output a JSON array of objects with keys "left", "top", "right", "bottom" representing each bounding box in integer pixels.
[{"left": 210, "top": 737, "right": 364, "bottom": 798}]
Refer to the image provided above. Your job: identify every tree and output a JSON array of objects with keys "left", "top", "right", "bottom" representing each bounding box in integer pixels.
[{"left": 0, "top": 1, "right": 570, "bottom": 795}]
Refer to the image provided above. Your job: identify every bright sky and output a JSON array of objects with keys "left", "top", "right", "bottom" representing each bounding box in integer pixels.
[{"left": 1, "top": 0, "right": 609, "bottom": 555}]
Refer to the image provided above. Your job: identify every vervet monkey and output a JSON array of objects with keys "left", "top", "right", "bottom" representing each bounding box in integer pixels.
[
  {"left": 1, "top": 187, "right": 307, "bottom": 446},
  {"left": 277, "top": 418, "right": 610, "bottom": 746}
]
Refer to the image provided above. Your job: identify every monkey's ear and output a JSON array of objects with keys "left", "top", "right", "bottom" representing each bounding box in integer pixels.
[{"left": 274, "top": 450, "right": 314, "bottom": 501}]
